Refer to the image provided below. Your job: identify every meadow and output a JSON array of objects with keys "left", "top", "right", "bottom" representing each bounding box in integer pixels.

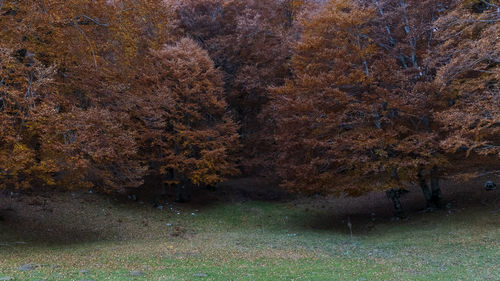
[{"left": 1, "top": 179, "right": 499, "bottom": 281}]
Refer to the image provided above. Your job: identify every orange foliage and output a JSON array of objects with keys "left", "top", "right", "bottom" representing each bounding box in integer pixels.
[
  {"left": 0, "top": 48, "right": 58, "bottom": 189},
  {"left": 0, "top": 0, "right": 497, "bottom": 198},
  {"left": 134, "top": 38, "right": 240, "bottom": 186},
  {"left": 430, "top": 0, "right": 499, "bottom": 158},
  {"left": 0, "top": 0, "right": 239, "bottom": 192},
  {"left": 176, "top": 0, "right": 301, "bottom": 173}
]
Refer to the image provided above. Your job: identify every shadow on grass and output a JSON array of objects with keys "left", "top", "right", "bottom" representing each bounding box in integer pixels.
[
  {"left": 0, "top": 190, "right": 170, "bottom": 246},
  {"left": 291, "top": 178, "right": 500, "bottom": 236},
  {"left": 0, "top": 176, "right": 498, "bottom": 246}
]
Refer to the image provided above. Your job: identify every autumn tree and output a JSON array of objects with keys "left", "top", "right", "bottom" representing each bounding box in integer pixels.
[
  {"left": 268, "top": 0, "right": 408, "bottom": 195},
  {"left": 267, "top": 0, "right": 498, "bottom": 215},
  {"left": 367, "top": 0, "right": 456, "bottom": 209},
  {"left": 176, "top": 0, "right": 304, "bottom": 173},
  {"left": 430, "top": 0, "right": 499, "bottom": 161},
  {"left": 0, "top": 47, "right": 58, "bottom": 189},
  {"left": 372, "top": 0, "right": 499, "bottom": 201},
  {"left": 266, "top": 0, "right": 448, "bottom": 215},
  {"left": 133, "top": 38, "right": 240, "bottom": 195},
  {"left": 0, "top": 1, "right": 239, "bottom": 194},
  {"left": 0, "top": 0, "right": 163, "bottom": 191}
]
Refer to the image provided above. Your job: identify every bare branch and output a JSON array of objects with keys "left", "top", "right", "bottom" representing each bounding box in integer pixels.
[
  {"left": 72, "top": 19, "right": 98, "bottom": 69},
  {"left": 75, "top": 15, "right": 109, "bottom": 27}
]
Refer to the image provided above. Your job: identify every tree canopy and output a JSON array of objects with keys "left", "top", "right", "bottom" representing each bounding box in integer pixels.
[{"left": 0, "top": 0, "right": 497, "bottom": 201}]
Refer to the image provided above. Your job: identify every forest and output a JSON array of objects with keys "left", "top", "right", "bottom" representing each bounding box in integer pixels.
[
  {"left": 0, "top": 0, "right": 499, "bottom": 205},
  {"left": 0, "top": 0, "right": 499, "bottom": 280}
]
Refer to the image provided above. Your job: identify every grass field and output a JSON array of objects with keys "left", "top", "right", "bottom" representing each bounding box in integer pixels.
[{"left": 1, "top": 179, "right": 499, "bottom": 280}]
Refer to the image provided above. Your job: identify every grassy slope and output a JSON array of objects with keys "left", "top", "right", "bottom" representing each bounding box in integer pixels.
[{"left": 0, "top": 186, "right": 499, "bottom": 281}]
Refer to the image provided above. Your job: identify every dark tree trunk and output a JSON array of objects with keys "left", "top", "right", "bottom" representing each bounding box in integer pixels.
[
  {"left": 175, "top": 180, "right": 193, "bottom": 203},
  {"left": 160, "top": 181, "right": 167, "bottom": 198},
  {"left": 418, "top": 169, "right": 433, "bottom": 209},
  {"left": 430, "top": 165, "right": 442, "bottom": 208},
  {"left": 386, "top": 189, "right": 404, "bottom": 218},
  {"left": 206, "top": 184, "right": 216, "bottom": 192}
]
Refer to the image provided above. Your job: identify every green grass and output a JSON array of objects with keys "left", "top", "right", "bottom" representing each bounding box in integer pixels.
[{"left": 1, "top": 196, "right": 499, "bottom": 280}]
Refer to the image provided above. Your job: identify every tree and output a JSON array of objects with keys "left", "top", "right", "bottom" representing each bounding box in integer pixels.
[
  {"left": 430, "top": 0, "right": 499, "bottom": 160},
  {"left": 266, "top": 0, "right": 445, "bottom": 215},
  {"left": 133, "top": 38, "right": 240, "bottom": 191},
  {"left": 368, "top": 0, "right": 456, "bottom": 210},
  {"left": 0, "top": 47, "right": 58, "bottom": 189},
  {"left": 0, "top": 1, "right": 239, "bottom": 194},
  {"left": 176, "top": 0, "right": 302, "bottom": 173},
  {"left": 268, "top": 0, "right": 412, "bottom": 196},
  {"left": 268, "top": 0, "right": 499, "bottom": 215},
  {"left": 0, "top": 0, "right": 163, "bottom": 191}
]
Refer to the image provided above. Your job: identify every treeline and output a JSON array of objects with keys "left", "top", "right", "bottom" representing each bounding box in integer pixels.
[{"left": 0, "top": 0, "right": 498, "bottom": 205}]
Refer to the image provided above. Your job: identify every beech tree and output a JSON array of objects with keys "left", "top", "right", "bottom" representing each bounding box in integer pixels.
[
  {"left": 267, "top": 0, "right": 415, "bottom": 197},
  {"left": 176, "top": 0, "right": 303, "bottom": 173},
  {"left": 134, "top": 38, "right": 240, "bottom": 189},
  {"left": 430, "top": 0, "right": 499, "bottom": 159},
  {"left": 267, "top": 0, "right": 498, "bottom": 214},
  {"left": 368, "top": 0, "right": 456, "bottom": 210},
  {"left": 0, "top": 0, "right": 166, "bottom": 191},
  {"left": 0, "top": 47, "right": 58, "bottom": 189},
  {"left": 0, "top": 1, "right": 239, "bottom": 193}
]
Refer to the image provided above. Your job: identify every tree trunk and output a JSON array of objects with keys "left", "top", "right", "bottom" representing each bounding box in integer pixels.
[
  {"left": 160, "top": 181, "right": 167, "bottom": 198},
  {"left": 430, "top": 165, "right": 442, "bottom": 208},
  {"left": 175, "top": 180, "right": 193, "bottom": 203},
  {"left": 386, "top": 189, "right": 404, "bottom": 218},
  {"left": 418, "top": 169, "right": 433, "bottom": 209}
]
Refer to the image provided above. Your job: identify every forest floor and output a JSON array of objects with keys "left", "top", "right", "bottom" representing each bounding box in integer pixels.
[{"left": 0, "top": 176, "right": 499, "bottom": 281}]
